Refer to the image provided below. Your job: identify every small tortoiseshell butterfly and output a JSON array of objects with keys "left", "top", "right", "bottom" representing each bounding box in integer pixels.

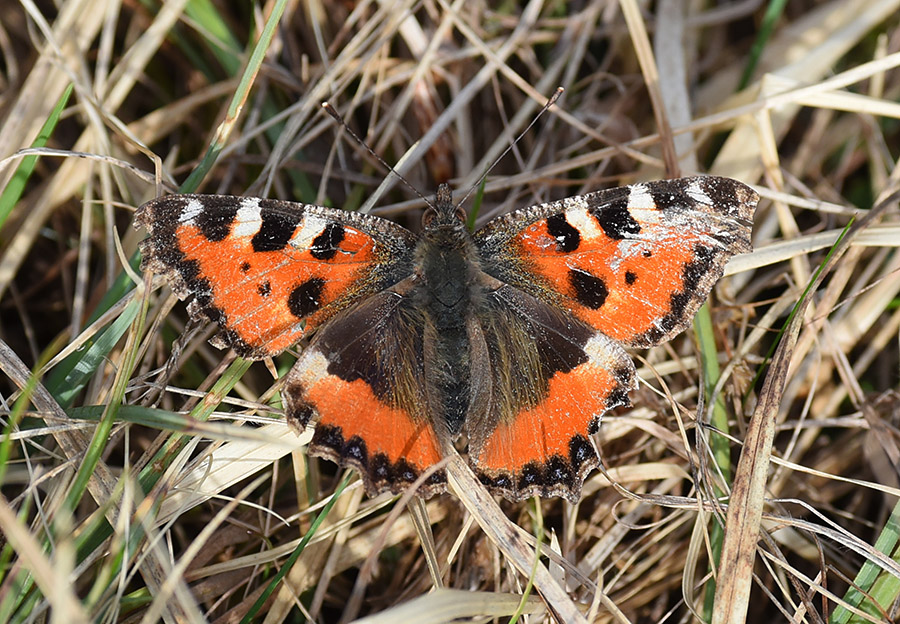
[{"left": 136, "top": 176, "right": 757, "bottom": 502}]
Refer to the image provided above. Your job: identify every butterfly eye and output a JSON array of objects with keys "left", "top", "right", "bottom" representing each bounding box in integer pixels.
[
  {"left": 422, "top": 208, "right": 436, "bottom": 228},
  {"left": 454, "top": 208, "right": 467, "bottom": 222}
]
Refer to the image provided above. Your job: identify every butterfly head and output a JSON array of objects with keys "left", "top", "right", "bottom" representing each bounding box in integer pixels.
[{"left": 422, "top": 183, "right": 467, "bottom": 233}]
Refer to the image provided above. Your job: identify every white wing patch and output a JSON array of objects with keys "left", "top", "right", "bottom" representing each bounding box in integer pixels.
[
  {"left": 627, "top": 183, "right": 657, "bottom": 210},
  {"left": 232, "top": 198, "right": 263, "bottom": 238},
  {"left": 684, "top": 179, "right": 713, "bottom": 207},
  {"left": 179, "top": 198, "right": 205, "bottom": 224},
  {"left": 563, "top": 206, "right": 604, "bottom": 242},
  {"left": 289, "top": 214, "right": 329, "bottom": 250}
]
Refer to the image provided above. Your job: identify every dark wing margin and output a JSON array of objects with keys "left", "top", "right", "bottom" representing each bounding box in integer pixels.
[{"left": 135, "top": 194, "right": 416, "bottom": 358}]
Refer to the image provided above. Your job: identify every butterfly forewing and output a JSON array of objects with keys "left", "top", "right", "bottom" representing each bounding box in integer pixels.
[
  {"left": 136, "top": 194, "right": 415, "bottom": 358},
  {"left": 475, "top": 176, "right": 757, "bottom": 347}
]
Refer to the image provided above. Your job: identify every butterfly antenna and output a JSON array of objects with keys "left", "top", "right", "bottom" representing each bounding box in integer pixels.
[
  {"left": 321, "top": 102, "right": 435, "bottom": 209},
  {"left": 456, "top": 87, "right": 564, "bottom": 208}
]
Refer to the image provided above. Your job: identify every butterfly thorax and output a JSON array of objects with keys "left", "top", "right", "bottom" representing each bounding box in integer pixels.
[{"left": 415, "top": 184, "right": 480, "bottom": 317}]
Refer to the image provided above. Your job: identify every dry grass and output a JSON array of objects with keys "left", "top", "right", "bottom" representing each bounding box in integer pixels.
[{"left": 1, "top": 0, "right": 900, "bottom": 622}]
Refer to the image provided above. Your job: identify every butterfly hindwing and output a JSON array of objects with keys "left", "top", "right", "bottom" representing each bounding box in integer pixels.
[
  {"left": 136, "top": 194, "right": 415, "bottom": 358},
  {"left": 466, "top": 279, "right": 636, "bottom": 502},
  {"left": 475, "top": 176, "right": 757, "bottom": 347},
  {"left": 282, "top": 284, "right": 447, "bottom": 497}
]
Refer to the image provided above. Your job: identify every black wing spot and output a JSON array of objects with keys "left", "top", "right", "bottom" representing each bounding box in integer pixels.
[
  {"left": 394, "top": 458, "right": 419, "bottom": 484},
  {"left": 311, "top": 422, "right": 344, "bottom": 449},
  {"left": 625, "top": 270, "right": 637, "bottom": 285},
  {"left": 285, "top": 391, "right": 317, "bottom": 428},
  {"left": 257, "top": 281, "right": 271, "bottom": 297},
  {"left": 545, "top": 455, "right": 573, "bottom": 486},
  {"left": 570, "top": 269, "right": 609, "bottom": 309},
  {"left": 591, "top": 200, "right": 641, "bottom": 240},
  {"left": 480, "top": 472, "right": 514, "bottom": 492},
  {"left": 648, "top": 188, "right": 681, "bottom": 211},
  {"left": 371, "top": 454, "right": 392, "bottom": 482},
  {"left": 240, "top": 261, "right": 251, "bottom": 272},
  {"left": 605, "top": 381, "right": 632, "bottom": 411},
  {"left": 343, "top": 436, "right": 368, "bottom": 467},
  {"left": 195, "top": 205, "right": 237, "bottom": 242},
  {"left": 251, "top": 210, "right": 300, "bottom": 252},
  {"left": 546, "top": 214, "right": 581, "bottom": 253},
  {"left": 288, "top": 278, "right": 324, "bottom": 318},
  {"left": 311, "top": 222, "right": 346, "bottom": 260},
  {"left": 570, "top": 435, "right": 597, "bottom": 469},
  {"left": 517, "top": 462, "right": 545, "bottom": 490}
]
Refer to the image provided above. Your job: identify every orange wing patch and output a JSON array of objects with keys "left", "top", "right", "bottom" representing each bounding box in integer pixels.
[
  {"left": 281, "top": 288, "right": 447, "bottom": 497},
  {"left": 471, "top": 332, "right": 635, "bottom": 502},
  {"left": 285, "top": 357, "right": 445, "bottom": 496},
  {"left": 172, "top": 213, "right": 376, "bottom": 355},
  {"left": 514, "top": 213, "right": 712, "bottom": 345},
  {"left": 466, "top": 285, "right": 637, "bottom": 502}
]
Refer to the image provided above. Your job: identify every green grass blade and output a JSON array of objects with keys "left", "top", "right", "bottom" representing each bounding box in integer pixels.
[
  {"left": 830, "top": 502, "right": 900, "bottom": 623},
  {"left": 694, "top": 303, "right": 733, "bottom": 620},
  {"left": 239, "top": 474, "right": 350, "bottom": 624},
  {"left": 45, "top": 297, "right": 140, "bottom": 407},
  {"left": 0, "top": 84, "right": 73, "bottom": 227},
  {"left": 181, "top": 0, "right": 291, "bottom": 192},
  {"left": 738, "top": 0, "right": 788, "bottom": 90}
]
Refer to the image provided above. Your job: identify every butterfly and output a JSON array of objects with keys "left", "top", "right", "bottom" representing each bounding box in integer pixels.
[{"left": 135, "top": 175, "right": 757, "bottom": 502}]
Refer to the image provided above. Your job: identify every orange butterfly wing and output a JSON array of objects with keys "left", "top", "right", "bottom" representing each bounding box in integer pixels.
[
  {"left": 466, "top": 282, "right": 635, "bottom": 501},
  {"left": 283, "top": 287, "right": 447, "bottom": 497},
  {"left": 476, "top": 176, "right": 757, "bottom": 347},
  {"left": 138, "top": 194, "right": 446, "bottom": 497},
  {"left": 136, "top": 194, "right": 415, "bottom": 358},
  {"left": 467, "top": 176, "right": 757, "bottom": 500}
]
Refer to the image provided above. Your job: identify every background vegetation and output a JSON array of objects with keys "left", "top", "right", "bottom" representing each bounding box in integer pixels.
[{"left": 1, "top": 0, "right": 899, "bottom": 622}]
